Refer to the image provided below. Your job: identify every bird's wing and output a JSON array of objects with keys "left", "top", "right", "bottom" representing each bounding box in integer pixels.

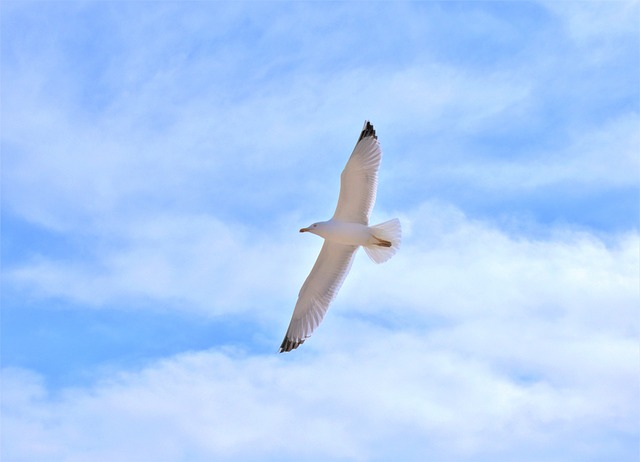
[
  {"left": 332, "top": 121, "right": 382, "bottom": 225},
  {"left": 280, "top": 242, "right": 358, "bottom": 352}
]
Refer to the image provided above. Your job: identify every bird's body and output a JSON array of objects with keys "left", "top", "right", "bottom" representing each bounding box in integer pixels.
[
  {"left": 300, "top": 220, "right": 379, "bottom": 247},
  {"left": 279, "top": 121, "right": 401, "bottom": 353}
]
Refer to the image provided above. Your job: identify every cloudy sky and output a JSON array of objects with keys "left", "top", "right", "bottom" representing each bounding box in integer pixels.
[{"left": 1, "top": 1, "right": 638, "bottom": 461}]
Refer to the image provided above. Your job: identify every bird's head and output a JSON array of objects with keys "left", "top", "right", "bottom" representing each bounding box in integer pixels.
[{"left": 300, "top": 222, "right": 320, "bottom": 234}]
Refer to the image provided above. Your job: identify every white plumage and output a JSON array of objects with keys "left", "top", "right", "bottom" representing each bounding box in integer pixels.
[{"left": 279, "top": 121, "right": 401, "bottom": 353}]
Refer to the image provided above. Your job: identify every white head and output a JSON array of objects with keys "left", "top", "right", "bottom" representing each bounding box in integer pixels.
[{"left": 300, "top": 221, "right": 326, "bottom": 236}]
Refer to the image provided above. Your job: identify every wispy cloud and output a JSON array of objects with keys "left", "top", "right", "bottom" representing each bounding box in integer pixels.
[
  {"left": 4, "top": 1, "right": 637, "bottom": 232},
  {"left": 7, "top": 213, "right": 309, "bottom": 318},
  {"left": 3, "top": 202, "right": 637, "bottom": 460},
  {"left": 3, "top": 301, "right": 637, "bottom": 462},
  {"left": 2, "top": 1, "right": 638, "bottom": 461}
]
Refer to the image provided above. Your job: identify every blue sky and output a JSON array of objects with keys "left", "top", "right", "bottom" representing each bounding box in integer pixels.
[{"left": 1, "top": 1, "right": 638, "bottom": 461}]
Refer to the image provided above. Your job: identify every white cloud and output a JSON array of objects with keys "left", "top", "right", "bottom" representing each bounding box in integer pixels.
[
  {"left": 7, "top": 213, "right": 312, "bottom": 320},
  {"left": 432, "top": 112, "right": 640, "bottom": 191},
  {"left": 8, "top": 200, "right": 637, "bottom": 330},
  {"left": 2, "top": 317, "right": 637, "bottom": 461},
  {"left": 4, "top": 0, "right": 636, "bottom": 237},
  {"left": 543, "top": 0, "right": 639, "bottom": 44},
  {"left": 347, "top": 201, "right": 637, "bottom": 323},
  {"left": 3, "top": 202, "right": 637, "bottom": 460},
  {"left": 2, "top": 4, "right": 637, "bottom": 460}
]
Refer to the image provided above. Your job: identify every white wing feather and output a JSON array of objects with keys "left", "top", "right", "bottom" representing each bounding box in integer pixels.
[
  {"left": 332, "top": 121, "right": 382, "bottom": 225},
  {"left": 279, "top": 242, "right": 357, "bottom": 352}
]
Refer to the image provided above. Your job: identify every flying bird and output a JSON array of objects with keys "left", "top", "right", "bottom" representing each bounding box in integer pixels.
[{"left": 279, "top": 121, "right": 401, "bottom": 352}]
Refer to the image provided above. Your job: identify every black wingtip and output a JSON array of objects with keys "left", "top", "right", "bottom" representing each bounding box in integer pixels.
[
  {"left": 279, "top": 336, "right": 305, "bottom": 353},
  {"left": 357, "top": 120, "right": 377, "bottom": 142}
]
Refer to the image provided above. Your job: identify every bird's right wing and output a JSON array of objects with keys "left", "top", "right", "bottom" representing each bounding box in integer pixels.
[
  {"left": 332, "top": 121, "right": 382, "bottom": 225},
  {"left": 279, "top": 241, "right": 358, "bottom": 352}
]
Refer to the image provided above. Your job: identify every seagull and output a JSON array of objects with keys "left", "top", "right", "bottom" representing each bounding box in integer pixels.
[{"left": 279, "top": 121, "right": 401, "bottom": 353}]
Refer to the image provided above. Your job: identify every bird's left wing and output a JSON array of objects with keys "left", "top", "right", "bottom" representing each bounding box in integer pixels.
[
  {"left": 279, "top": 242, "right": 358, "bottom": 352},
  {"left": 332, "top": 121, "right": 382, "bottom": 225}
]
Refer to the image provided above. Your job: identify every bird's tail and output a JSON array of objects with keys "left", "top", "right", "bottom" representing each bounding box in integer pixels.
[{"left": 364, "top": 218, "right": 401, "bottom": 264}]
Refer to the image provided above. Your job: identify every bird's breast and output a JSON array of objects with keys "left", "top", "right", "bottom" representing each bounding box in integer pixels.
[{"left": 319, "top": 221, "right": 371, "bottom": 246}]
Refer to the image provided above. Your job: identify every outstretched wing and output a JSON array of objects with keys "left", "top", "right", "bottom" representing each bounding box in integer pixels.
[
  {"left": 332, "top": 121, "right": 381, "bottom": 225},
  {"left": 279, "top": 242, "right": 357, "bottom": 352}
]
